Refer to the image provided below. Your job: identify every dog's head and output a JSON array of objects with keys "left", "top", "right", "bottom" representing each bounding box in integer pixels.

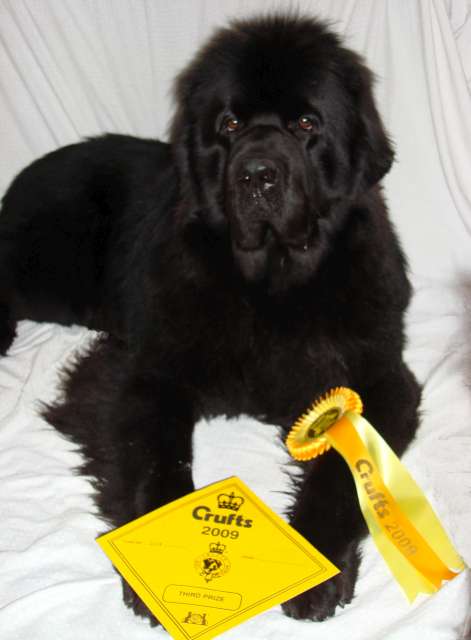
[{"left": 170, "top": 15, "right": 393, "bottom": 292}]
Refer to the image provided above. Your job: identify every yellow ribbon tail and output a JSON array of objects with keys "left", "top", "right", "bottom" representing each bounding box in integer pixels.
[{"left": 326, "top": 413, "right": 465, "bottom": 602}]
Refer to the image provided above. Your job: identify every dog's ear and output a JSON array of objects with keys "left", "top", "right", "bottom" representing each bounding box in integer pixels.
[
  {"left": 168, "top": 69, "right": 195, "bottom": 198},
  {"left": 347, "top": 62, "right": 395, "bottom": 193},
  {"left": 169, "top": 68, "right": 229, "bottom": 234}
]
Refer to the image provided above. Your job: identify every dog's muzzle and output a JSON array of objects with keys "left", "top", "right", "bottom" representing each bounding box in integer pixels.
[
  {"left": 231, "top": 155, "right": 284, "bottom": 251},
  {"left": 225, "top": 126, "right": 321, "bottom": 289}
]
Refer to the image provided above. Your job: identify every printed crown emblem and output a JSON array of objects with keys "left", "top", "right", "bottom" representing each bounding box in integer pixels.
[
  {"left": 209, "top": 542, "right": 226, "bottom": 554},
  {"left": 217, "top": 492, "right": 244, "bottom": 511}
]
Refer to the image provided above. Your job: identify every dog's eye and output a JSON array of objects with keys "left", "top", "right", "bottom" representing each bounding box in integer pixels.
[
  {"left": 298, "top": 116, "right": 316, "bottom": 132},
  {"left": 221, "top": 116, "right": 242, "bottom": 133}
]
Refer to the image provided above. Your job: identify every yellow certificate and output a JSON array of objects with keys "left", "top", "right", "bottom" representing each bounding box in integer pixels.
[{"left": 97, "top": 476, "right": 339, "bottom": 640}]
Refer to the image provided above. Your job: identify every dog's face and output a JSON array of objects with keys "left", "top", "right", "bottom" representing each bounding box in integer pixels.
[{"left": 171, "top": 16, "right": 394, "bottom": 292}]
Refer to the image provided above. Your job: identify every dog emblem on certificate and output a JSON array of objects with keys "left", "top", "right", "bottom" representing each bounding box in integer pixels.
[{"left": 195, "top": 543, "right": 231, "bottom": 582}]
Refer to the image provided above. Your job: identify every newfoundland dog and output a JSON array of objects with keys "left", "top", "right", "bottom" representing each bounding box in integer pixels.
[{"left": 0, "top": 15, "right": 420, "bottom": 623}]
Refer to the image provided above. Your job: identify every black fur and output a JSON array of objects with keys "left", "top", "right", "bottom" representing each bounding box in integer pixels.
[{"left": 0, "top": 15, "right": 420, "bottom": 623}]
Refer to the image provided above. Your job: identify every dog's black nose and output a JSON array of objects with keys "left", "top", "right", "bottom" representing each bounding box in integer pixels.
[{"left": 238, "top": 158, "right": 278, "bottom": 190}]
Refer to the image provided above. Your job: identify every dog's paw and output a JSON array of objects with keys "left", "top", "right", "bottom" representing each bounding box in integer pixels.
[
  {"left": 282, "top": 572, "right": 354, "bottom": 621},
  {"left": 122, "top": 579, "right": 160, "bottom": 627}
]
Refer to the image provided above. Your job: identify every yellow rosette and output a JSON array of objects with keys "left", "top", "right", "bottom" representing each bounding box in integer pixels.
[{"left": 286, "top": 387, "right": 466, "bottom": 602}]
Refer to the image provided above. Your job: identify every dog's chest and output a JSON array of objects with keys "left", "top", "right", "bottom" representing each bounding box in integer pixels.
[{"left": 185, "top": 293, "right": 350, "bottom": 421}]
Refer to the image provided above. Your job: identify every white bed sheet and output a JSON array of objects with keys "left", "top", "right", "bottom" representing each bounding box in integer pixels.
[{"left": 1, "top": 1, "right": 471, "bottom": 639}]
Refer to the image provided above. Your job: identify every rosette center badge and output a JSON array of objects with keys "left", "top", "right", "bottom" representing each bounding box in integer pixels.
[{"left": 287, "top": 387, "right": 363, "bottom": 460}]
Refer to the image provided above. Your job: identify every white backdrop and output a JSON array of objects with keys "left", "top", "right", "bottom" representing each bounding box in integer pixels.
[{"left": 1, "top": 2, "right": 471, "bottom": 639}]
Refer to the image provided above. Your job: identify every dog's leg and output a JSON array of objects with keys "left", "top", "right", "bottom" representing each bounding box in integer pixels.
[
  {"left": 47, "top": 339, "right": 197, "bottom": 525},
  {"left": 97, "top": 372, "right": 196, "bottom": 523},
  {"left": 282, "top": 450, "right": 365, "bottom": 621},
  {"left": 103, "top": 371, "right": 196, "bottom": 625},
  {"left": 282, "top": 362, "right": 420, "bottom": 621},
  {"left": 356, "top": 362, "right": 421, "bottom": 458},
  {"left": 45, "top": 338, "right": 197, "bottom": 625}
]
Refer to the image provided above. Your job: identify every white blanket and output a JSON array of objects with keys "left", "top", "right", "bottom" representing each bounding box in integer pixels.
[{"left": 1, "top": 1, "right": 470, "bottom": 639}]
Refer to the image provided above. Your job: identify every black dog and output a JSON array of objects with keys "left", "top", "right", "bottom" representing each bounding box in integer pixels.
[{"left": 0, "top": 15, "right": 420, "bottom": 622}]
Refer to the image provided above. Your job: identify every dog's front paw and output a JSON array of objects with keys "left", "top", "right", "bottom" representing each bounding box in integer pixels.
[
  {"left": 122, "top": 579, "right": 160, "bottom": 627},
  {"left": 282, "top": 571, "right": 354, "bottom": 621}
]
